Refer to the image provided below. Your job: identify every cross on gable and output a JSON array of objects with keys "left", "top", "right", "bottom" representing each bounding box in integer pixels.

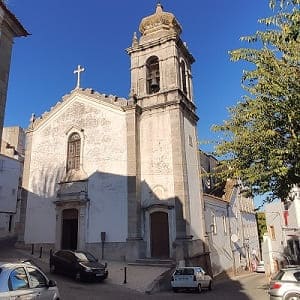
[{"left": 73, "top": 65, "right": 85, "bottom": 89}]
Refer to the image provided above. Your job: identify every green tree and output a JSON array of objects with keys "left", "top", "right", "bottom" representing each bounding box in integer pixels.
[
  {"left": 256, "top": 212, "right": 267, "bottom": 244},
  {"left": 213, "top": 0, "right": 300, "bottom": 203}
]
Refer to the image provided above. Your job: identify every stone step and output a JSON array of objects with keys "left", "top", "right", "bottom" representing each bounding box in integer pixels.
[{"left": 128, "top": 258, "right": 175, "bottom": 267}]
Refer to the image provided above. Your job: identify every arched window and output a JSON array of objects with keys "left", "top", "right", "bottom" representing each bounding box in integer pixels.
[
  {"left": 146, "top": 56, "right": 160, "bottom": 94},
  {"left": 67, "top": 133, "right": 81, "bottom": 171},
  {"left": 180, "top": 60, "right": 187, "bottom": 94}
]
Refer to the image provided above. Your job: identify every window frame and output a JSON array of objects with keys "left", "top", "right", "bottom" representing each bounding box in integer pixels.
[
  {"left": 26, "top": 266, "right": 48, "bottom": 289},
  {"left": 8, "top": 267, "right": 29, "bottom": 291},
  {"left": 146, "top": 56, "right": 160, "bottom": 94},
  {"left": 67, "top": 132, "right": 81, "bottom": 172}
]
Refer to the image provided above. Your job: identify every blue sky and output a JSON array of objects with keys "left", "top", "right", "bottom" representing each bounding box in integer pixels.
[{"left": 5, "top": 0, "right": 273, "bottom": 206}]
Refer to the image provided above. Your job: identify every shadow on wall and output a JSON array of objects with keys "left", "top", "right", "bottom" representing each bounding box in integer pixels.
[
  {"left": 14, "top": 168, "right": 261, "bottom": 299},
  {"left": 20, "top": 168, "right": 217, "bottom": 271}
]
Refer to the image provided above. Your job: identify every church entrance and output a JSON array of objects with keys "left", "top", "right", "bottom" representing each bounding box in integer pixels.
[
  {"left": 61, "top": 209, "right": 78, "bottom": 250},
  {"left": 150, "top": 211, "right": 170, "bottom": 258}
]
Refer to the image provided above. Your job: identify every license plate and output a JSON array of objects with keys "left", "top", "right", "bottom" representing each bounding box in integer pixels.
[{"left": 96, "top": 274, "right": 103, "bottom": 277}]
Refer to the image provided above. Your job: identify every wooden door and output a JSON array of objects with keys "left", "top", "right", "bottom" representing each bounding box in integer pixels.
[
  {"left": 150, "top": 212, "right": 170, "bottom": 258},
  {"left": 61, "top": 209, "right": 78, "bottom": 250}
]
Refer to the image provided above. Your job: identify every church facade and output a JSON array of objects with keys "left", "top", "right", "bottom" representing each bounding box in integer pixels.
[{"left": 22, "top": 4, "right": 205, "bottom": 262}]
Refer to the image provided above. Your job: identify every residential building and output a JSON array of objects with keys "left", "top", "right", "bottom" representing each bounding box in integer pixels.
[
  {"left": 200, "top": 151, "right": 260, "bottom": 276},
  {"left": 0, "top": 126, "right": 24, "bottom": 239},
  {"left": 0, "top": 1, "right": 28, "bottom": 141},
  {"left": 262, "top": 191, "right": 300, "bottom": 275}
]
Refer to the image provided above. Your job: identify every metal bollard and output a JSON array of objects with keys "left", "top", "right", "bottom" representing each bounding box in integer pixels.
[
  {"left": 123, "top": 266, "right": 127, "bottom": 284},
  {"left": 31, "top": 244, "right": 34, "bottom": 255},
  {"left": 39, "top": 246, "right": 43, "bottom": 258}
]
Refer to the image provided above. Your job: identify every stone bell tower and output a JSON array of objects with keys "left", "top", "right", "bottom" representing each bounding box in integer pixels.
[{"left": 127, "top": 4, "right": 205, "bottom": 261}]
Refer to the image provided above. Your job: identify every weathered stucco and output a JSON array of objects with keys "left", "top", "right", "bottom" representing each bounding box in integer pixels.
[{"left": 24, "top": 92, "right": 128, "bottom": 244}]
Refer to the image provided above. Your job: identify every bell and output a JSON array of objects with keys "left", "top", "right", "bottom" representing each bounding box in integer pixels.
[{"left": 150, "top": 77, "right": 159, "bottom": 92}]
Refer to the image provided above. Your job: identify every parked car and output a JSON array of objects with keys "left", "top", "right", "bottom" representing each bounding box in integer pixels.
[
  {"left": 171, "top": 266, "right": 213, "bottom": 293},
  {"left": 0, "top": 260, "right": 60, "bottom": 299},
  {"left": 269, "top": 266, "right": 300, "bottom": 300},
  {"left": 256, "top": 261, "right": 265, "bottom": 273},
  {"left": 50, "top": 250, "right": 108, "bottom": 282}
]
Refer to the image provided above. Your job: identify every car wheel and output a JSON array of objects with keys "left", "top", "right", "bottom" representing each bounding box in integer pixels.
[
  {"left": 197, "top": 283, "right": 202, "bottom": 293},
  {"left": 75, "top": 271, "right": 81, "bottom": 281},
  {"left": 208, "top": 280, "right": 213, "bottom": 291},
  {"left": 285, "top": 293, "right": 300, "bottom": 300},
  {"left": 50, "top": 264, "right": 56, "bottom": 273},
  {"left": 172, "top": 287, "right": 178, "bottom": 293}
]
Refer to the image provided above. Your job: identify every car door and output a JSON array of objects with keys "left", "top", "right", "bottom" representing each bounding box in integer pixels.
[
  {"left": 7, "top": 267, "right": 37, "bottom": 299},
  {"left": 65, "top": 252, "right": 78, "bottom": 277},
  {"left": 201, "top": 267, "right": 211, "bottom": 287},
  {"left": 26, "top": 266, "right": 55, "bottom": 300},
  {"left": 56, "top": 251, "right": 72, "bottom": 275},
  {"left": 196, "top": 267, "right": 209, "bottom": 288}
]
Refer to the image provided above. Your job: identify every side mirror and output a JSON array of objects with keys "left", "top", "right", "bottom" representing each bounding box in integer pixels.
[
  {"left": 104, "top": 262, "right": 107, "bottom": 268},
  {"left": 48, "top": 280, "right": 57, "bottom": 287}
]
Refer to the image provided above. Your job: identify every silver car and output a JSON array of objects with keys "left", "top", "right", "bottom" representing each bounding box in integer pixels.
[
  {"left": 0, "top": 261, "right": 60, "bottom": 299},
  {"left": 269, "top": 267, "right": 300, "bottom": 300}
]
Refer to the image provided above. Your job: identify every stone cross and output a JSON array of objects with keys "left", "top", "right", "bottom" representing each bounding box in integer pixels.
[{"left": 73, "top": 65, "right": 85, "bottom": 89}]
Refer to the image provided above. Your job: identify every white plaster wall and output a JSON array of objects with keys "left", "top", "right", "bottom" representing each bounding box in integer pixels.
[
  {"left": 24, "top": 94, "right": 128, "bottom": 244},
  {"left": 204, "top": 196, "right": 233, "bottom": 275},
  {"left": 289, "top": 185, "right": 300, "bottom": 228},
  {"left": 265, "top": 202, "right": 285, "bottom": 262},
  {"left": 0, "top": 155, "right": 20, "bottom": 237},
  {"left": 184, "top": 117, "right": 203, "bottom": 240},
  {"left": 0, "top": 155, "right": 20, "bottom": 212},
  {"left": 140, "top": 110, "right": 174, "bottom": 204}
]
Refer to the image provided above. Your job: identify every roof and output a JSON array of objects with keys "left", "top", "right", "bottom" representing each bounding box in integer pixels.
[
  {"left": 28, "top": 88, "right": 132, "bottom": 131},
  {"left": 0, "top": 1, "right": 29, "bottom": 37}
]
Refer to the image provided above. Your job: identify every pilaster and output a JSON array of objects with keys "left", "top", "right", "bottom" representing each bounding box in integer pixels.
[{"left": 125, "top": 105, "right": 142, "bottom": 240}]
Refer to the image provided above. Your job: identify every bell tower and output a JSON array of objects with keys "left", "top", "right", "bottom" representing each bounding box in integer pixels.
[
  {"left": 127, "top": 3, "right": 195, "bottom": 106},
  {"left": 126, "top": 4, "right": 204, "bottom": 261}
]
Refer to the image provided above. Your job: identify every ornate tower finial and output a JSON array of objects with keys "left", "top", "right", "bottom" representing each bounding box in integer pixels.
[
  {"left": 30, "top": 113, "right": 36, "bottom": 123},
  {"left": 156, "top": 2, "right": 163, "bottom": 13},
  {"left": 132, "top": 32, "right": 138, "bottom": 47}
]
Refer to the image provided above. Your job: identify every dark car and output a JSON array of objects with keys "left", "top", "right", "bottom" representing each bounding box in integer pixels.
[{"left": 49, "top": 250, "right": 108, "bottom": 282}]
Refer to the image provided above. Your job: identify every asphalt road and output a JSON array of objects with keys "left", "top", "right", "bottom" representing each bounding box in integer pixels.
[
  {"left": 48, "top": 271, "right": 269, "bottom": 300},
  {"left": 0, "top": 239, "right": 269, "bottom": 300}
]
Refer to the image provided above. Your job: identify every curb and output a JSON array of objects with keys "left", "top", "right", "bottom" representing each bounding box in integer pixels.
[{"left": 145, "top": 267, "right": 175, "bottom": 294}]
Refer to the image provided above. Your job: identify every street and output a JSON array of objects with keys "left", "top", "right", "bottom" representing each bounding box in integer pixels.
[
  {"left": 0, "top": 241, "right": 269, "bottom": 300},
  {"left": 49, "top": 272, "right": 269, "bottom": 300}
]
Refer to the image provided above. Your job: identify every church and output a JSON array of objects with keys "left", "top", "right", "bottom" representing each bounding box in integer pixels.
[{"left": 21, "top": 4, "right": 205, "bottom": 262}]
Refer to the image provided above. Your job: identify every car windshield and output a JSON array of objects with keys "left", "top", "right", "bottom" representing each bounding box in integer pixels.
[
  {"left": 74, "top": 252, "right": 97, "bottom": 262},
  {"left": 175, "top": 268, "right": 194, "bottom": 275}
]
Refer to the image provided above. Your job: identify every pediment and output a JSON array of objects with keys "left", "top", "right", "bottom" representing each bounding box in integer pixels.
[{"left": 29, "top": 88, "right": 133, "bottom": 132}]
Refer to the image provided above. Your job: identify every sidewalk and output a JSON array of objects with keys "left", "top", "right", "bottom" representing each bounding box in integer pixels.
[{"left": 13, "top": 247, "right": 170, "bottom": 294}]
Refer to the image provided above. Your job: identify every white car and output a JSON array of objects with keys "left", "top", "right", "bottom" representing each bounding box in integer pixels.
[
  {"left": 0, "top": 261, "right": 60, "bottom": 299},
  {"left": 171, "top": 266, "right": 213, "bottom": 293},
  {"left": 256, "top": 261, "right": 265, "bottom": 273}
]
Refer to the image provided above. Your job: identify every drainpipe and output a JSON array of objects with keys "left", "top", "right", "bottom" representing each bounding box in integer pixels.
[{"left": 227, "top": 203, "right": 237, "bottom": 276}]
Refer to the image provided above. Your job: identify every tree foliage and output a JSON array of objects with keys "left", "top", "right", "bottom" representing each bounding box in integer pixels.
[
  {"left": 213, "top": 0, "right": 300, "bottom": 203},
  {"left": 256, "top": 212, "right": 267, "bottom": 243}
]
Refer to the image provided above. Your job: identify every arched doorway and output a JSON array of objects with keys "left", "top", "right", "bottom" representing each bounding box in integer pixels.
[
  {"left": 61, "top": 209, "right": 78, "bottom": 250},
  {"left": 150, "top": 211, "right": 170, "bottom": 258}
]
